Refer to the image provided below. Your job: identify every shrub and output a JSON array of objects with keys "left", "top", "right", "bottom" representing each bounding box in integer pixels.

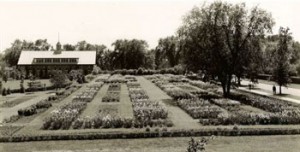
[
  {"left": 145, "top": 126, "right": 151, "bottom": 132},
  {"left": 2, "top": 88, "right": 7, "bottom": 96},
  {"left": 20, "top": 83, "right": 25, "bottom": 93}
]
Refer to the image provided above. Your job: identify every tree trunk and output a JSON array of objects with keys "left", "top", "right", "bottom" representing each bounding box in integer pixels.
[
  {"left": 237, "top": 76, "right": 241, "bottom": 86},
  {"left": 221, "top": 74, "right": 232, "bottom": 98},
  {"left": 279, "top": 85, "right": 282, "bottom": 95}
]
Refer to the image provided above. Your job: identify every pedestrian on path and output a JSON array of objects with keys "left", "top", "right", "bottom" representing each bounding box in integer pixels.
[{"left": 273, "top": 85, "right": 276, "bottom": 95}]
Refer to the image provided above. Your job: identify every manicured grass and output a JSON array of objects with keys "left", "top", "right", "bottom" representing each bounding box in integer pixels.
[
  {"left": 2, "top": 79, "right": 52, "bottom": 90},
  {"left": 118, "top": 84, "right": 134, "bottom": 118},
  {"left": 80, "top": 84, "right": 108, "bottom": 117},
  {"left": 0, "top": 95, "right": 36, "bottom": 108},
  {"left": 2, "top": 135, "right": 300, "bottom": 152},
  {"left": 137, "top": 76, "right": 201, "bottom": 129}
]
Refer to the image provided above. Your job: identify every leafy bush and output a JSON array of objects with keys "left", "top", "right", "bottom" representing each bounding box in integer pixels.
[{"left": 2, "top": 88, "right": 7, "bottom": 96}]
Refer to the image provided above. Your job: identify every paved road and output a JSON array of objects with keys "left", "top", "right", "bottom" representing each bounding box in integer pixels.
[{"left": 240, "top": 80, "right": 300, "bottom": 104}]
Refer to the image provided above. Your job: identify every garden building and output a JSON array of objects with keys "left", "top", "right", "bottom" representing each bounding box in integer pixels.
[{"left": 17, "top": 44, "right": 96, "bottom": 78}]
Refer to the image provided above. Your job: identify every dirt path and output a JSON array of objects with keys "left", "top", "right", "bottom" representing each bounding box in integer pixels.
[{"left": 137, "top": 76, "right": 201, "bottom": 129}]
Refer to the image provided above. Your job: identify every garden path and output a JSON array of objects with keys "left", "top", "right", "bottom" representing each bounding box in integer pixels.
[
  {"left": 80, "top": 84, "right": 108, "bottom": 117},
  {"left": 118, "top": 84, "right": 134, "bottom": 118},
  {"left": 16, "top": 83, "right": 93, "bottom": 134},
  {"left": 137, "top": 76, "right": 201, "bottom": 129},
  {"left": 240, "top": 80, "right": 300, "bottom": 104},
  {"left": 0, "top": 91, "right": 54, "bottom": 123}
]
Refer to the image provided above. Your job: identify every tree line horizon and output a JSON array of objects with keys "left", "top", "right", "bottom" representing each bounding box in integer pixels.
[{"left": 1, "top": 1, "right": 300, "bottom": 97}]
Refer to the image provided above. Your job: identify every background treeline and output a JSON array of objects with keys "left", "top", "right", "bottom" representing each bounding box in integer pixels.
[{"left": 1, "top": 2, "right": 300, "bottom": 96}]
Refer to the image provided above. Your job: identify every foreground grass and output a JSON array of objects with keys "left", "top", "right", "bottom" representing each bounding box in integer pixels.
[{"left": 1, "top": 135, "right": 300, "bottom": 152}]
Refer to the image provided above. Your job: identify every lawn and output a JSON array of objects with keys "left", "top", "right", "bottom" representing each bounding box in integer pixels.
[
  {"left": 1, "top": 135, "right": 300, "bottom": 152},
  {"left": 2, "top": 79, "right": 52, "bottom": 90},
  {"left": 0, "top": 95, "right": 36, "bottom": 108}
]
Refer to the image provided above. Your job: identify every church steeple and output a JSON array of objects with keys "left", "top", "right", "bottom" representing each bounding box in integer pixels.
[
  {"left": 54, "top": 33, "right": 62, "bottom": 54},
  {"left": 56, "top": 41, "right": 61, "bottom": 51}
]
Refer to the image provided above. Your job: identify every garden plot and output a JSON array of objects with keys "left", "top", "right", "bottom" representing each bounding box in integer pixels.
[
  {"left": 63, "top": 77, "right": 134, "bottom": 129},
  {"left": 138, "top": 76, "right": 200, "bottom": 129},
  {"left": 102, "top": 84, "right": 121, "bottom": 102},
  {"left": 145, "top": 74, "right": 300, "bottom": 126},
  {"left": 127, "top": 81, "right": 173, "bottom": 128},
  {"left": 42, "top": 83, "right": 103, "bottom": 130},
  {"left": 0, "top": 95, "right": 37, "bottom": 108},
  {"left": 3, "top": 85, "right": 80, "bottom": 124}
]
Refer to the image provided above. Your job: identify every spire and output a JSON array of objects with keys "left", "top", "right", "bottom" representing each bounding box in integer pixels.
[{"left": 54, "top": 32, "right": 62, "bottom": 54}]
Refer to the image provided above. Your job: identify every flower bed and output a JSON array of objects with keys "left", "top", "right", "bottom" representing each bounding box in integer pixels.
[
  {"left": 125, "top": 75, "right": 137, "bottom": 82},
  {"left": 73, "top": 83, "right": 103, "bottom": 102},
  {"left": 42, "top": 83, "right": 104, "bottom": 130},
  {"left": 177, "top": 98, "right": 225, "bottom": 119},
  {"left": 42, "top": 102, "right": 87, "bottom": 130},
  {"left": 189, "top": 80, "right": 218, "bottom": 93},
  {"left": 107, "top": 84, "right": 121, "bottom": 92},
  {"left": 18, "top": 100, "right": 52, "bottom": 116},
  {"left": 102, "top": 83, "right": 121, "bottom": 102},
  {"left": 102, "top": 92, "right": 120, "bottom": 102},
  {"left": 127, "top": 82, "right": 172, "bottom": 127},
  {"left": 95, "top": 74, "right": 111, "bottom": 82},
  {"left": 105, "top": 74, "right": 127, "bottom": 83}
]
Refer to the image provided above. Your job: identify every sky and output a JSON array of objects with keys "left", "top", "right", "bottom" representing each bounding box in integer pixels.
[{"left": 0, "top": 0, "right": 299, "bottom": 52}]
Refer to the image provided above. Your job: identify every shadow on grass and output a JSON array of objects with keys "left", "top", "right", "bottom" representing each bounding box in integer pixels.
[
  {"left": 161, "top": 99, "right": 177, "bottom": 106},
  {"left": 274, "top": 93, "right": 289, "bottom": 97}
]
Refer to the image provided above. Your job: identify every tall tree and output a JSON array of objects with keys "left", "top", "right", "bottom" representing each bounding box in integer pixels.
[
  {"left": 4, "top": 39, "right": 53, "bottom": 66},
  {"left": 157, "top": 36, "right": 180, "bottom": 67},
  {"left": 273, "top": 27, "right": 292, "bottom": 94},
  {"left": 34, "top": 39, "right": 51, "bottom": 51},
  {"left": 63, "top": 44, "right": 76, "bottom": 51},
  {"left": 112, "top": 39, "right": 148, "bottom": 69},
  {"left": 179, "top": 2, "right": 274, "bottom": 97}
]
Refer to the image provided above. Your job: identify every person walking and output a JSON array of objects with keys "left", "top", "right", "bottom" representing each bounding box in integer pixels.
[{"left": 272, "top": 85, "right": 276, "bottom": 95}]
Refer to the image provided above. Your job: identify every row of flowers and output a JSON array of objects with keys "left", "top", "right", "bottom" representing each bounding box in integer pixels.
[
  {"left": 17, "top": 85, "right": 80, "bottom": 117},
  {"left": 42, "top": 83, "right": 104, "bottom": 130},
  {"left": 176, "top": 98, "right": 226, "bottom": 119},
  {"left": 102, "top": 83, "right": 121, "bottom": 102},
  {"left": 127, "top": 80, "right": 172, "bottom": 127},
  {"left": 73, "top": 83, "right": 103, "bottom": 102},
  {"left": 187, "top": 79, "right": 300, "bottom": 125},
  {"left": 72, "top": 115, "right": 172, "bottom": 129},
  {"left": 104, "top": 74, "right": 127, "bottom": 83}
]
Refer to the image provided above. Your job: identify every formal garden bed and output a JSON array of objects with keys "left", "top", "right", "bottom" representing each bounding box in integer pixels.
[
  {"left": 145, "top": 74, "right": 300, "bottom": 126},
  {"left": 3, "top": 85, "right": 81, "bottom": 124},
  {"left": 2, "top": 74, "right": 300, "bottom": 142}
]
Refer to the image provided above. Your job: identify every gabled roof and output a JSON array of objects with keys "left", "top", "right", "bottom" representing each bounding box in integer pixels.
[{"left": 17, "top": 51, "right": 96, "bottom": 65}]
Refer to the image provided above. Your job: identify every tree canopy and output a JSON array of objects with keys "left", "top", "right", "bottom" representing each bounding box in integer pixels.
[{"left": 179, "top": 2, "right": 274, "bottom": 96}]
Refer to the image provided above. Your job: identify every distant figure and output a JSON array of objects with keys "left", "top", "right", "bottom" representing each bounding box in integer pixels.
[
  {"left": 273, "top": 85, "right": 276, "bottom": 95},
  {"left": 248, "top": 83, "right": 251, "bottom": 90}
]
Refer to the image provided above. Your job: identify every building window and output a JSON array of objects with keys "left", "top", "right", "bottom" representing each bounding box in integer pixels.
[
  {"left": 70, "top": 58, "right": 77, "bottom": 63},
  {"left": 35, "top": 58, "right": 44, "bottom": 63},
  {"left": 53, "top": 58, "right": 60, "bottom": 63},
  {"left": 45, "top": 58, "right": 52, "bottom": 63},
  {"left": 61, "top": 58, "right": 68, "bottom": 63}
]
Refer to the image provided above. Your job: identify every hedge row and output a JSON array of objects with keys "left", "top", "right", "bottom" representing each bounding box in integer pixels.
[
  {"left": 99, "top": 68, "right": 185, "bottom": 76},
  {"left": 2, "top": 127, "right": 300, "bottom": 142}
]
